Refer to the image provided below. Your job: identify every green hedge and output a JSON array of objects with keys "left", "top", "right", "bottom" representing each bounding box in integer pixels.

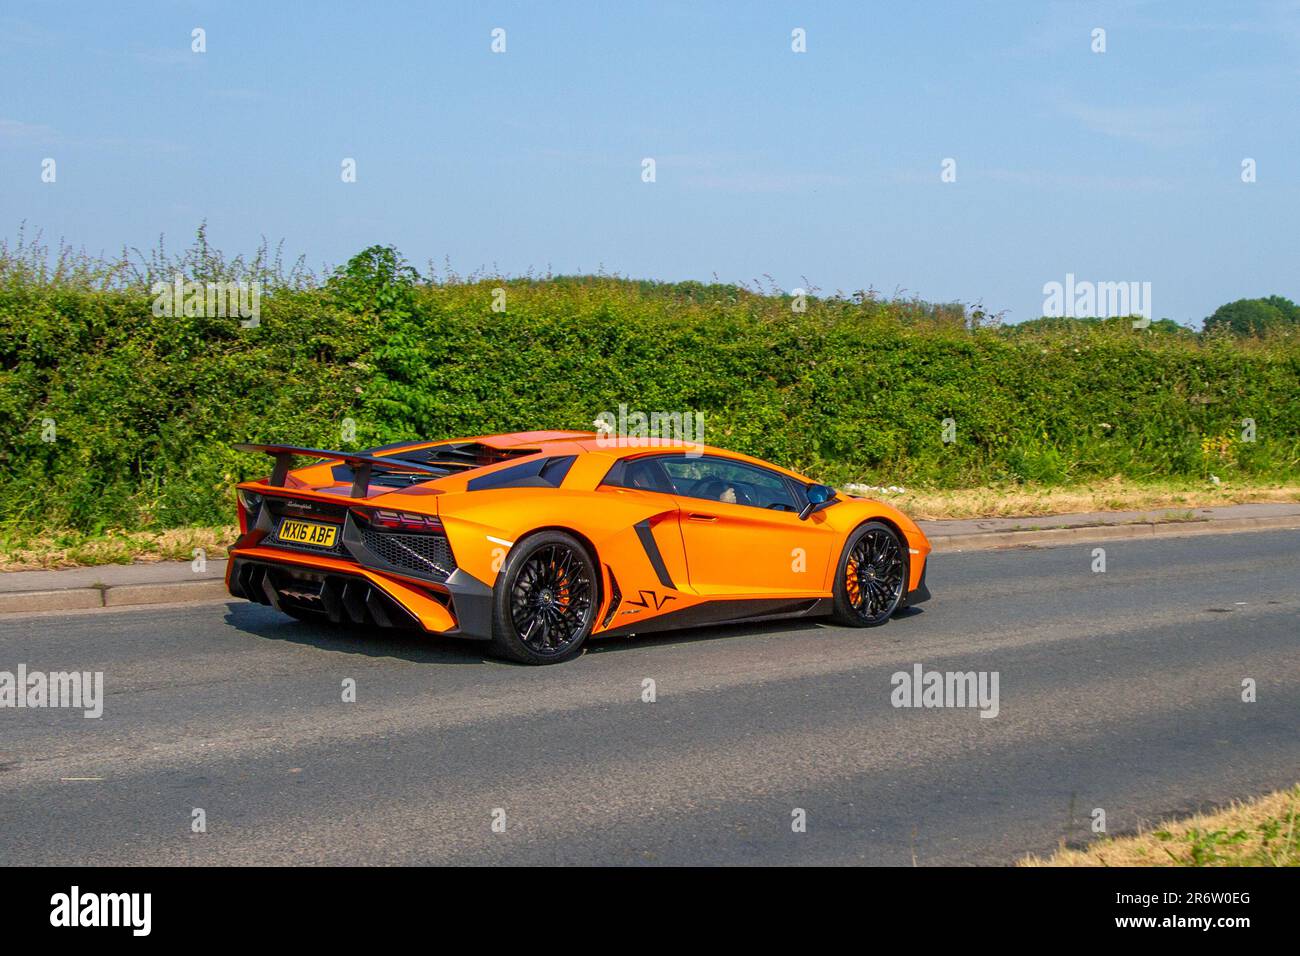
[{"left": 1, "top": 247, "right": 1297, "bottom": 532}]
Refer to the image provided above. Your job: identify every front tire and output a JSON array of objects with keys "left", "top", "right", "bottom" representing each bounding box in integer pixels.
[
  {"left": 488, "top": 531, "right": 597, "bottom": 664},
  {"left": 830, "top": 521, "right": 907, "bottom": 627}
]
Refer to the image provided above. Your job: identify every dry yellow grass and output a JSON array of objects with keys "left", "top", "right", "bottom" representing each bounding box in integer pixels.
[
  {"left": 0, "top": 526, "right": 238, "bottom": 572},
  {"left": 1022, "top": 785, "right": 1300, "bottom": 867},
  {"left": 862, "top": 477, "right": 1300, "bottom": 521}
]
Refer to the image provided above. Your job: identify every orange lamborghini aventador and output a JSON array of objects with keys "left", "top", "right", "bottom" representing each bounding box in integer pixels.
[{"left": 228, "top": 432, "right": 931, "bottom": 664}]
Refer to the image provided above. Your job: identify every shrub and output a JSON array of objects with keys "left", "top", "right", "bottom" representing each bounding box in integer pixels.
[{"left": 1, "top": 240, "right": 1296, "bottom": 532}]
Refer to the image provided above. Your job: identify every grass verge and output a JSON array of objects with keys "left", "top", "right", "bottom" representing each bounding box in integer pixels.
[
  {"left": 0, "top": 526, "right": 237, "bottom": 572},
  {"left": 1021, "top": 785, "right": 1300, "bottom": 866},
  {"left": 866, "top": 477, "right": 1300, "bottom": 520}
]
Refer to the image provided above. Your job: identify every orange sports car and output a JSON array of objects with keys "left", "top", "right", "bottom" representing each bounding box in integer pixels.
[{"left": 228, "top": 432, "right": 931, "bottom": 664}]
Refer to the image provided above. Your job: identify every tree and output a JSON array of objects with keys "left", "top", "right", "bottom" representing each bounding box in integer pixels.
[
  {"left": 326, "top": 245, "right": 420, "bottom": 317},
  {"left": 1203, "top": 295, "right": 1300, "bottom": 336}
]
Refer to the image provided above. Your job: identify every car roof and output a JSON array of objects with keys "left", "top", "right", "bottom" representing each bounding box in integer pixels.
[{"left": 448, "top": 430, "right": 744, "bottom": 458}]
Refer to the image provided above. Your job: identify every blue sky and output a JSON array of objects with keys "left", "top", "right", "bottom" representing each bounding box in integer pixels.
[{"left": 2, "top": 0, "right": 1298, "bottom": 324}]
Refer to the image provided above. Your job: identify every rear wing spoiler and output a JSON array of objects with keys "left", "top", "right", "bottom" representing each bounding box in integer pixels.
[{"left": 233, "top": 443, "right": 446, "bottom": 497}]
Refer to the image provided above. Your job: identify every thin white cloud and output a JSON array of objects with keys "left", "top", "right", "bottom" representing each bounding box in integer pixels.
[
  {"left": 682, "top": 170, "right": 848, "bottom": 193},
  {"left": 135, "top": 47, "right": 202, "bottom": 67},
  {"left": 1056, "top": 101, "right": 1205, "bottom": 147},
  {"left": 887, "top": 165, "right": 1179, "bottom": 192},
  {"left": 0, "top": 118, "right": 59, "bottom": 141},
  {"left": 983, "top": 168, "right": 1179, "bottom": 192},
  {"left": 0, "top": 117, "right": 185, "bottom": 154}
]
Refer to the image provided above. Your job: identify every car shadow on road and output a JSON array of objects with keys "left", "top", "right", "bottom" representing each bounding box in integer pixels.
[
  {"left": 222, "top": 601, "right": 926, "bottom": 666},
  {"left": 221, "top": 602, "right": 490, "bottom": 665},
  {"left": 585, "top": 605, "right": 926, "bottom": 657}
]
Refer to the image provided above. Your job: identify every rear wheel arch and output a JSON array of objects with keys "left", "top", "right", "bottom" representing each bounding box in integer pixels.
[
  {"left": 498, "top": 525, "right": 609, "bottom": 631},
  {"left": 487, "top": 528, "right": 601, "bottom": 664},
  {"left": 506, "top": 525, "right": 604, "bottom": 604}
]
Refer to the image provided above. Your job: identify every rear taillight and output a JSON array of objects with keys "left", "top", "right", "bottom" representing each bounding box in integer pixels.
[
  {"left": 354, "top": 509, "right": 443, "bottom": 533},
  {"left": 237, "top": 489, "right": 264, "bottom": 532}
]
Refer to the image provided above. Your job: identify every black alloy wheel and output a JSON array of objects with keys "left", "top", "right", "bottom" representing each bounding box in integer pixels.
[
  {"left": 831, "top": 521, "right": 907, "bottom": 627},
  {"left": 490, "top": 531, "right": 597, "bottom": 664}
]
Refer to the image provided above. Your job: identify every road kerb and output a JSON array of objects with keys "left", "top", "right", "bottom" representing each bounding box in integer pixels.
[
  {"left": 933, "top": 514, "right": 1300, "bottom": 552},
  {"left": 0, "top": 588, "right": 105, "bottom": 614},
  {"left": 101, "top": 579, "right": 232, "bottom": 607}
]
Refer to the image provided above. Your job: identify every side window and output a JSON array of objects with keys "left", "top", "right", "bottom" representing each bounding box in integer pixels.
[
  {"left": 600, "top": 457, "right": 675, "bottom": 494},
  {"left": 660, "top": 457, "right": 799, "bottom": 511}
]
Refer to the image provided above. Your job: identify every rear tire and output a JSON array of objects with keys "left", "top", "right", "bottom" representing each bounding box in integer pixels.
[
  {"left": 830, "top": 521, "right": 907, "bottom": 627},
  {"left": 488, "top": 531, "right": 597, "bottom": 664}
]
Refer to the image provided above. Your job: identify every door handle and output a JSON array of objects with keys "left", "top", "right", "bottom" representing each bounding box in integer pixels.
[{"left": 687, "top": 513, "right": 717, "bottom": 522}]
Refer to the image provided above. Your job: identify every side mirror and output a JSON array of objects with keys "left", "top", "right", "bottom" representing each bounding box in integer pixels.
[{"left": 798, "top": 483, "right": 838, "bottom": 521}]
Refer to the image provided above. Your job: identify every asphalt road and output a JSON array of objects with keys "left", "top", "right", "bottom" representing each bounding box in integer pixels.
[{"left": 1, "top": 530, "right": 1297, "bottom": 866}]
